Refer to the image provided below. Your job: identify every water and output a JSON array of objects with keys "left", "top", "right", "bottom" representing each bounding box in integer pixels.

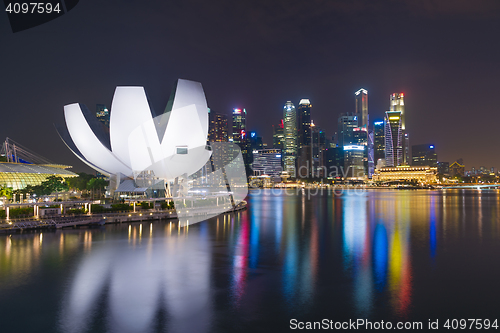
[{"left": 1, "top": 189, "right": 500, "bottom": 332}]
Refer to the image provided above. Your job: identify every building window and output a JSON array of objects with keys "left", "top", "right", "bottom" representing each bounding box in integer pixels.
[{"left": 176, "top": 147, "right": 188, "bottom": 155}]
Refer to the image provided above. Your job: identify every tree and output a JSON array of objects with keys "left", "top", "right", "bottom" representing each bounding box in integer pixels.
[
  {"left": 44, "top": 175, "right": 69, "bottom": 200},
  {"left": 67, "top": 172, "right": 95, "bottom": 192},
  {"left": 0, "top": 185, "right": 12, "bottom": 205},
  {"left": 23, "top": 176, "right": 69, "bottom": 200},
  {"left": 87, "top": 178, "right": 108, "bottom": 200}
]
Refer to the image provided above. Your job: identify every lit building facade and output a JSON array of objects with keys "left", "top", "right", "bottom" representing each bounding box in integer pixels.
[
  {"left": 384, "top": 111, "right": 403, "bottom": 167},
  {"left": 272, "top": 120, "right": 284, "bottom": 151},
  {"left": 208, "top": 111, "right": 229, "bottom": 142},
  {"left": 412, "top": 144, "right": 437, "bottom": 167},
  {"left": 337, "top": 113, "right": 358, "bottom": 148},
  {"left": 373, "top": 120, "right": 385, "bottom": 167},
  {"left": 0, "top": 163, "right": 77, "bottom": 191},
  {"left": 355, "top": 88, "right": 368, "bottom": 129},
  {"left": 297, "top": 99, "right": 312, "bottom": 149},
  {"left": 232, "top": 108, "right": 246, "bottom": 144},
  {"left": 208, "top": 111, "right": 230, "bottom": 171},
  {"left": 343, "top": 145, "right": 365, "bottom": 179},
  {"left": 372, "top": 166, "right": 438, "bottom": 183},
  {"left": 249, "top": 131, "right": 263, "bottom": 151},
  {"left": 252, "top": 149, "right": 282, "bottom": 177},
  {"left": 283, "top": 101, "right": 297, "bottom": 175},
  {"left": 232, "top": 108, "right": 252, "bottom": 173},
  {"left": 0, "top": 138, "right": 77, "bottom": 191},
  {"left": 390, "top": 93, "right": 409, "bottom": 164}
]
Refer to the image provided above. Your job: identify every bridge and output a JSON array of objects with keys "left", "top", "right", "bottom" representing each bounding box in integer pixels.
[{"left": 441, "top": 184, "right": 500, "bottom": 190}]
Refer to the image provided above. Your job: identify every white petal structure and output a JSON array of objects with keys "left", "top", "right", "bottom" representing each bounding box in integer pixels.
[
  {"left": 60, "top": 79, "right": 211, "bottom": 180},
  {"left": 59, "top": 79, "right": 248, "bottom": 224}
]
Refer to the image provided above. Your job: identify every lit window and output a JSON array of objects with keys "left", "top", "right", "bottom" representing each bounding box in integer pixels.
[{"left": 176, "top": 147, "right": 188, "bottom": 155}]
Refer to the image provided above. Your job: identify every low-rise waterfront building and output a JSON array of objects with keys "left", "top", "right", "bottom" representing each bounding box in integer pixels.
[{"left": 372, "top": 165, "right": 438, "bottom": 183}]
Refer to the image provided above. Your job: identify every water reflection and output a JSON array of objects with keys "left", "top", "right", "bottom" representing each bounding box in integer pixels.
[
  {"left": 0, "top": 189, "right": 500, "bottom": 331},
  {"left": 57, "top": 222, "right": 212, "bottom": 333}
]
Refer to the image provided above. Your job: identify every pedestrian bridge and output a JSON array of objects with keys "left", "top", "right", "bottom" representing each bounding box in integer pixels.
[{"left": 442, "top": 184, "right": 500, "bottom": 190}]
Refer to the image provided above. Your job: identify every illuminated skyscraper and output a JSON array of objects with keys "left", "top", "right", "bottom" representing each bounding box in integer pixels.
[
  {"left": 412, "top": 144, "right": 437, "bottom": 167},
  {"left": 355, "top": 88, "right": 368, "bottom": 129},
  {"left": 384, "top": 111, "right": 403, "bottom": 167},
  {"left": 373, "top": 120, "right": 385, "bottom": 166},
  {"left": 272, "top": 120, "right": 284, "bottom": 151},
  {"left": 343, "top": 145, "right": 365, "bottom": 179},
  {"left": 390, "top": 93, "right": 405, "bottom": 129},
  {"left": 252, "top": 149, "right": 282, "bottom": 177},
  {"left": 390, "top": 93, "right": 409, "bottom": 164},
  {"left": 297, "top": 99, "right": 312, "bottom": 148},
  {"left": 232, "top": 108, "right": 246, "bottom": 144},
  {"left": 283, "top": 101, "right": 297, "bottom": 175},
  {"left": 232, "top": 108, "right": 251, "bottom": 173},
  {"left": 337, "top": 113, "right": 358, "bottom": 148},
  {"left": 208, "top": 111, "right": 229, "bottom": 142}
]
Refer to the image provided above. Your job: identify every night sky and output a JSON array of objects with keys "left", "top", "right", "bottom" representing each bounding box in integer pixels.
[{"left": 1, "top": 0, "right": 500, "bottom": 172}]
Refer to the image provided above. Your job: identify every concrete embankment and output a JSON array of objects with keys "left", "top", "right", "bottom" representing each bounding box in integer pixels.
[{"left": 0, "top": 203, "right": 246, "bottom": 234}]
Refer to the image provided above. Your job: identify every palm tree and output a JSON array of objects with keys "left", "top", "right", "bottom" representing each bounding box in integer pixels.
[{"left": 0, "top": 185, "right": 13, "bottom": 206}]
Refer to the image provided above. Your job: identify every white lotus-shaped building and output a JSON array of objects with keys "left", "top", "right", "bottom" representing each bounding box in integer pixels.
[
  {"left": 58, "top": 79, "right": 247, "bottom": 224},
  {"left": 60, "top": 79, "right": 212, "bottom": 180}
]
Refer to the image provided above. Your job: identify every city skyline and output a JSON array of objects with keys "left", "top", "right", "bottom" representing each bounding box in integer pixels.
[{"left": 2, "top": 1, "right": 500, "bottom": 171}]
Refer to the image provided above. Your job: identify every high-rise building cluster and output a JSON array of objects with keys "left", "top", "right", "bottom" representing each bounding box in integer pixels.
[{"left": 205, "top": 89, "right": 455, "bottom": 182}]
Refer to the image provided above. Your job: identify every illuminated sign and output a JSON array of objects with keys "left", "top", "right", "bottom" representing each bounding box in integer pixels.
[
  {"left": 389, "top": 116, "right": 400, "bottom": 120},
  {"left": 344, "top": 145, "right": 364, "bottom": 151},
  {"left": 429, "top": 145, "right": 434, "bottom": 149},
  {"left": 233, "top": 108, "right": 241, "bottom": 114},
  {"left": 276, "top": 154, "right": 281, "bottom": 158},
  {"left": 251, "top": 132, "right": 256, "bottom": 138},
  {"left": 374, "top": 121, "right": 383, "bottom": 125}
]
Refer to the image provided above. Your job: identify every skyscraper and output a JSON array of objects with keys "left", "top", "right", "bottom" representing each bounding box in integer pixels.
[
  {"left": 252, "top": 149, "right": 282, "bottom": 177},
  {"left": 390, "top": 93, "right": 409, "bottom": 164},
  {"left": 343, "top": 145, "right": 365, "bottom": 179},
  {"left": 412, "top": 144, "right": 437, "bottom": 167},
  {"left": 390, "top": 93, "right": 405, "bottom": 129},
  {"left": 283, "top": 101, "right": 297, "bottom": 175},
  {"left": 355, "top": 88, "right": 368, "bottom": 129},
  {"left": 384, "top": 111, "right": 403, "bottom": 167},
  {"left": 297, "top": 99, "right": 312, "bottom": 148},
  {"left": 208, "top": 111, "right": 229, "bottom": 142},
  {"left": 373, "top": 121, "right": 385, "bottom": 166},
  {"left": 272, "top": 120, "right": 284, "bottom": 151},
  {"left": 232, "top": 108, "right": 246, "bottom": 144},
  {"left": 337, "top": 113, "right": 358, "bottom": 148},
  {"left": 249, "top": 131, "right": 263, "bottom": 151},
  {"left": 232, "top": 108, "right": 251, "bottom": 174}
]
